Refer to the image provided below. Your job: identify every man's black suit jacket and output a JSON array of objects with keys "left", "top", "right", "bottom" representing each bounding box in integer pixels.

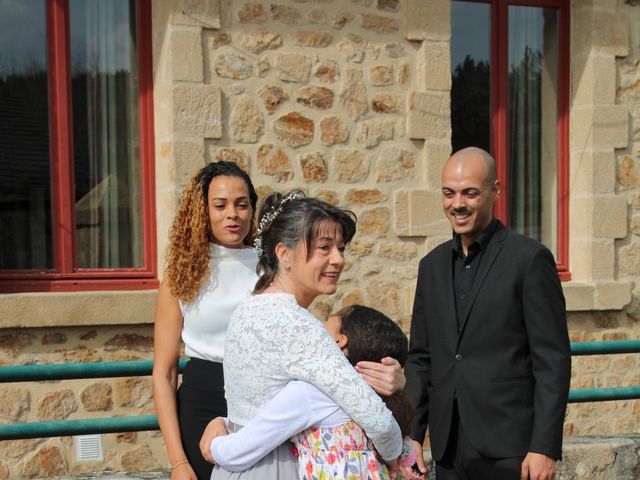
[{"left": 405, "top": 221, "right": 571, "bottom": 461}]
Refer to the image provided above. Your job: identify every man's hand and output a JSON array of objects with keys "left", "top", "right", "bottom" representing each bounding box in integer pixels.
[
  {"left": 521, "top": 452, "right": 556, "bottom": 480},
  {"left": 355, "top": 357, "right": 406, "bottom": 395},
  {"left": 398, "top": 438, "right": 427, "bottom": 480},
  {"left": 199, "top": 417, "right": 228, "bottom": 464}
]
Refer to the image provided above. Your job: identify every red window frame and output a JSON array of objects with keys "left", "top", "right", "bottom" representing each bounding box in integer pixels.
[
  {"left": 461, "top": 0, "right": 570, "bottom": 280},
  {"left": 0, "top": 0, "right": 157, "bottom": 293}
]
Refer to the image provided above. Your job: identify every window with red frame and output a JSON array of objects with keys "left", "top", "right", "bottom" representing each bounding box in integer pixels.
[
  {"left": 0, "top": 0, "right": 156, "bottom": 292},
  {"left": 451, "top": 0, "right": 570, "bottom": 280}
]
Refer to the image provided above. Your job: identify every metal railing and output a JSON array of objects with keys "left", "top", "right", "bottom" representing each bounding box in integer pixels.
[{"left": 0, "top": 340, "right": 638, "bottom": 440}]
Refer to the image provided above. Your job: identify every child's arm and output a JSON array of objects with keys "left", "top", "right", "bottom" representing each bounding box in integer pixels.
[{"left": 209, "top": 380, "right": 346, "bottom": 472}]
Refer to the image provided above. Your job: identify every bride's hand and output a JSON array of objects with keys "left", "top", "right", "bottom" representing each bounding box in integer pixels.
[
  {"left": 199, "top": 417, "right": 228, "bottom": 464},
  {"left": 355, "top": 356, "right": 406, "bottom": 395}
]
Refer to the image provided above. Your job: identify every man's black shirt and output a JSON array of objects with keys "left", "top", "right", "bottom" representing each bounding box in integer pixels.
[{"left": 452, "top": 218, "right": 499, "bottom": 333}]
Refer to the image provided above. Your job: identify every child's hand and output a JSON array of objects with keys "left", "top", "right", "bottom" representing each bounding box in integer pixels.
[
  {"left": 199, "top": 417, "right": 228, "bottom": 464},
  {"left": 398, "top": 438, "right": 427, "bottom": 480},
  {"left": 355, "top": 356, "right": 405, "bottom": 395}
]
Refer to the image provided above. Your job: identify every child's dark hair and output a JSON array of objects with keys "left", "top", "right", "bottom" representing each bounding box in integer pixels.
[
  {"left": 332, "top": 305, "right": 413, "bottom": 437},
  {"left": 254, "top": 191, "right": 357, "bottom": 292}
]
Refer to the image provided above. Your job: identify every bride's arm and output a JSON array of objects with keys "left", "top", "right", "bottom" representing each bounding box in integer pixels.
[
  {"left": 205, "top": 380, "right": 343, "bottom": 471},
  {"left": 282, "top": 312, "right": 403, "bottom": 462}
]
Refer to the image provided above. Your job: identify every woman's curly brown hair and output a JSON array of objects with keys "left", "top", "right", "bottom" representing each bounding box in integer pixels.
[{"left": 164, "top": 161, "right": 258, "bottom": 302}]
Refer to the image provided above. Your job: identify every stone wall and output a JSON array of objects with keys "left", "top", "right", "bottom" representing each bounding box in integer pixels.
[
  {"left": 152, "top": 0, "right": 446, "bottom": 333},
  {"left": 563, "top": 0, "right": 640, "bottom": 438},
  {"left": 0, "top": 0, "right": 639, "bottom": 477},
  {"left": 0, "top": 325, "right": 163, "bottom": 477}
]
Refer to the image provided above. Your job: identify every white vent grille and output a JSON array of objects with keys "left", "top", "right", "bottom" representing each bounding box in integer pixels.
[{"left": 75, "top": 434, "right": 103, "bottom": 461}]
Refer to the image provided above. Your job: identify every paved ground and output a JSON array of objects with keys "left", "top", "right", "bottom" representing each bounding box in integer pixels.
[{"left": 54, "top": 472, "right": 170, "bottom": 480}]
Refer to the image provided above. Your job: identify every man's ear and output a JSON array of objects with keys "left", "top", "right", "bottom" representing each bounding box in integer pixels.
[{"left": 492, "top": 179, "right": 501, "bottom": 200}]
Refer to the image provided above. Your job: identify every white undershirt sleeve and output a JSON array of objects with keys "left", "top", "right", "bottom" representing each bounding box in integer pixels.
[{"left": 210, "top": 380, "right": 346, "bottom": 471}]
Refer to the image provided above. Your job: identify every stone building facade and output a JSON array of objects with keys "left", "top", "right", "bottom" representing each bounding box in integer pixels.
[{"left": 0, "top": 0, "right": 638, "bottom": 477}]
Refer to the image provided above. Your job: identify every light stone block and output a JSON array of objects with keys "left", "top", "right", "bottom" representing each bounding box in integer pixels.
[
  {"left": 572, "top": 54, "right": 616, "bottom": 106},
  {"left": 230, "top": 95, "right": 264, "bottom": 143},
  {"left": 570, "top": 149, "right": 616, "bottom": 195},
  {"left": 424, "top": 235, "right": 450, "bottom": 254},
  {"left": 562, "top": 282, "right": 595, "bottom": 311},
  {"left": 405, "top": 0, "right": 450, "bottom": 41},
  {"left": 591, "top": 239, "right": 616, "bottom": 280},
  {"left": 174, "top": 140, "right": 206, "bottom": 189},
  {"left": 276, "top": 53, "right": 312, "bottom": 83},
  {"left": 569, "top": 239, "right": 615, "bottom": 281},
  {"left": 594, "top": 281, "right": 632, "bottom": 310},
  {"left": 404, "top": 287, "right": 416, "bottom": 321},
  {"left": 591, "top": 10, "right": 629, "bottom": 57},
  {"left": 571, "top": 9, "right": 593, "bottom": 62},
  {"left": 407, "top": 91, "right": 451, "bottom": 140},
  {"left": 153, "top": 85, "right": 175, "bottom": 141},
  {"left": 618, "top": 241, "right": 640, "bottom": 278},
  {"left": 171, "top": 0, "right": 221, "bottom": 29},
  {"left": 0, "top": 291, "right": 157, "bottom": 328},
  {"left": 593, "top": 195, "right": 627, "bottom": 239},
  {"left": 570, "top": 0, "right": 618, "bottom": 11},
  {"left": 173, "top": 84, "right": 222, "bottom": 138},
  {"left": 568, "top": 240, "right": 591, "bottom": 282},
  {"left": 570, "top": 196, "right": 595, "bottom": 238},
  {"left": 571, "top": 105, "right": 628, "bottom": 150},
  {"left": 417, "top": 41, "right": 451, "bottom": 92},
  {"left": 424, "top": 141, "right": 452, "bottom": 188},
  {"left": 571, "top": 194, "right": 626, "bottom": 240},
  {"left": 394, "top": 189, "right": 444, "bottom": 237},
  {"left": 170, "top": 27, "right": 204, "bottom": 82}
]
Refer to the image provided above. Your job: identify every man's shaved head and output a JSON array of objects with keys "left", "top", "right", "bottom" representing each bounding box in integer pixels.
[{"left": 447, "top": 147, "right": 497, "bottom": 186}]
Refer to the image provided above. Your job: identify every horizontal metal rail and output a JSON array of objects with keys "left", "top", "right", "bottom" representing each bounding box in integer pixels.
[
  {"left": 568, "top": 386, "right": 640, "bottom": 403},
  {"left": 570, "top": 340, "right": 640, "bottom": 356},
  {"left": 0, "top": 358, "right": 187, "bottom": 383},
  {"left": 0, "top": 341, "right": 638, "bottom": 441},
  {"left": 0, "top": 415, "right": 159, "bottom": 440},
  {"left": 1, "top": 386, "right": 638, "bottom": 440},
  {"left": 0, "top": 342, "right": 637, "bottom": 383}
]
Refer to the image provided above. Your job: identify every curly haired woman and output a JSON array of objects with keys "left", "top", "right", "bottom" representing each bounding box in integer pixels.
[{"left": 152, "top": 161, "right": 259, "bottom": 480}]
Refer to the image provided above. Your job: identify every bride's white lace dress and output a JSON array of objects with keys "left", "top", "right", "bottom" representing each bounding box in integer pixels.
[{"left": 223, "top": 292, "right": 402, "bottom": 462}]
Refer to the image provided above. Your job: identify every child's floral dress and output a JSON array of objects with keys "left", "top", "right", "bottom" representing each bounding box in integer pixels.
[{"left": 291, "top": 420, "right": 390, "bottom": 480}]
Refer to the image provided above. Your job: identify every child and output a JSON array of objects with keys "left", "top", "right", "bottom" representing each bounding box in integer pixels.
[{"left": 207, "top": 305, "right": 414, "bottom": 480}]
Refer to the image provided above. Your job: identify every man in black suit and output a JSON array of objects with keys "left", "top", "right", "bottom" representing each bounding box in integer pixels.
[{"left": 402, "top": 147, "right": 571, "bottom": 480}]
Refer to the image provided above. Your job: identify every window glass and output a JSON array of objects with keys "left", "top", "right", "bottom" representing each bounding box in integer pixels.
[
  {"left": 451, "top": 1, "right": 491, "bottom": 154},
  {"left": 451, "top": 1, "right": 561, "bottom": 258},
  {"left": 70, "top": 0, "right": 143, "bottom": 268},
  {"left": 508, "top": 5, "right": 558, "bottom": 253},
  {"left": 0, "top": 0, "right": 53, "bottom": 269}
]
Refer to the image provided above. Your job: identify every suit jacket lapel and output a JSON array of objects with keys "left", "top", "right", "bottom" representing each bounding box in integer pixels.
[{"left": 458, "top": 224, "right": 508, "bottom": 336}]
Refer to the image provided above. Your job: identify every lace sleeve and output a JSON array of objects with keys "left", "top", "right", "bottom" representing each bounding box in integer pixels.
[{"left": 280, "top": 308, "right": 402, "bottom": 461}]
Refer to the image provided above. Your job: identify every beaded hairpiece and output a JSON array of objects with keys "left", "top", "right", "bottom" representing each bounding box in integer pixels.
[{"left": 254, "top": 192, "right": 303, "bottom": 260}]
